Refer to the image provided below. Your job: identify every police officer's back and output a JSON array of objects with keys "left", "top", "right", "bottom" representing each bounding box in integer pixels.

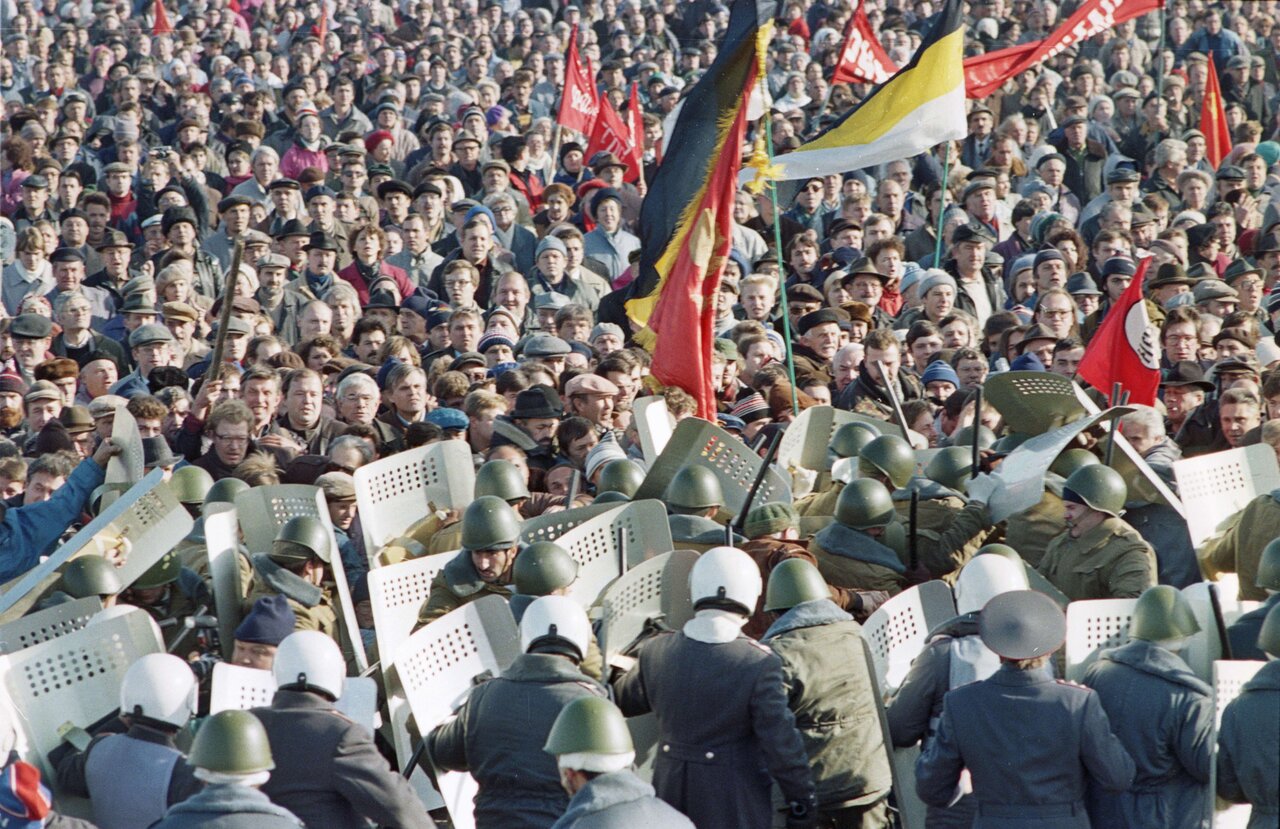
[
  {"left": 250, "top": 631, "right": 428, "bottom": 829},
  {"left": 150, "top": 710, "right": 304, "bottom": 829},
  {"left": 917, "top": 590, "right": 1136, "bottom": 827},
  {"left": 1216, "top": 604, "right": 1280, "bottom": 826},
  {"left": 887, "top": 552, "right": 1029, "bottom": 828},
  {"left": 1082, "top": 586, "right": 1213, "bottom": 829},
  {"left": 761, "top": 559, "right": 893, "bottom": 827},
  {"left": 508, "top": 541, "right": 604, "bottom": 681},
  {"left": 543, "top": 697, "right": 694, "bottom": 829},
  {"left": 1226, "top": 539, "right": 1280, "bottom": 660},
  {"left": 54, "top": 653, "right": 202, "bottom": 829},
  {"left": 613, "top": 546, "right": 818, "bottom": 829},
  {"left": 428, "top": 595, "right": 607, "bottom": 828}
]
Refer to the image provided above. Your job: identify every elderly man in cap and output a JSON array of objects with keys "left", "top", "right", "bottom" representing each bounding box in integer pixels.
[
  {"left": 52, "top": 291, "right": 127, "bottom": 371},
  {"left": 156, "top": 207, "right": 222, "bottom": 300},
  {"left": 230, "top": 595, "right": 299, "bottom": 671},
  {"left": 791, "top": 309, "right": 841, "bottom": 388},
  {"left": 254, "top": 254, "right": 305, "bottom": 344},
  {"left": 187, "top": 316, "right": 252, "bottom": 380},
  {"left": 110, "top": 323, "right": 177, "bottom": 398},
  {"left": 917, "top": 590, "right": 1135, "bottom": 825},
  {"left": 1081, "top": 586, "right": 1213, "bottom": 829},
  {"left": 947, "top": 224, "right": 1005, "bottom": 325},
  {"left": 10, "top": 313, "right": 54, "bottom": 384},
  {"left": 83, "top": 229, "right": 137, "bottom": 304},
  {"left": 490, "top": 385, "right": 564, "bottom": 483},
  {"left": 564, "top": 374, "right": 619, "bottom": 431}
]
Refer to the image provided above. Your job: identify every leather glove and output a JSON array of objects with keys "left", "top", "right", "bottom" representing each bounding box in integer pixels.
[{"left": 851, "top": 589, "right": 891, "bottom": 621}]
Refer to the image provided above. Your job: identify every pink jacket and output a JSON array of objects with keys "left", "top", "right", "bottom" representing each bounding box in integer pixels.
[{"left": 280, "top": 144, "right": 329, "bottom": 180}]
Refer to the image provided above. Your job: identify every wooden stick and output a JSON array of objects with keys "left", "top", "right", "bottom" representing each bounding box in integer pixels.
[{"left": 206, "top": 240, "right": 243, "bottom": 385}]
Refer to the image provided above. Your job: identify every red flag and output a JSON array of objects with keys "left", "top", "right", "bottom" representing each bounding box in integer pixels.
[
  {"left": 152, "top": 0, "right": 173, "bottom": 35},
  {"left": 556, "top": 26, "right": 599, "bottom": 136},
  {"left": 962, "top": 0, "right": 1162, "bottom": 98},
  {"left": 1076, "top": 258, "right": 1159, "bottom": 406},
  {"left": 586, "top": 97, "right": 642, "bottom": 183},
  {"left": 1201, "top": 58, "right": 1232, "bottom": 168},
  {"left": 831, "top": 4, "right": 897, "bottom": 86},
  {"left": 315, "top": 4, "right": 327, "bottom": 43}
]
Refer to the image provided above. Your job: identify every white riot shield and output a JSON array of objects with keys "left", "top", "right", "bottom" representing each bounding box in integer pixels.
[
  {"left": 0, "top": 596, "right": 101, "bottom": 655},
  {"left": 1180, "top": 583, "right": 1260, "bottom": 683},
  {"left": 367, "top": 551, "right": 457, "bottom": 770},
  {"left": 104, "top": 405, "right": 144, "bottom": 485},
  {"left": 777, "top": 406, "right": 898, "bottom": 474},
  {"left": 554, "top": 501, "right": 674, "bottom": 606},
  {"left": 633, "top": 418, "right": 792, "bottom": 520},
  {"left": 633, "top": 395, "right": 674, "bottom": 463},
  {"left": 208, "top": 662, "right": 379, "bottom": 733},
  {"left": 982, "top": 371, "right": 1090, "bottom": 436},
  {"left": 863, "top": 637, "right": 926, "bottom": 829},
  {"left": 1173, "top": 445, "right": 1280, "bottom": 548},
  {"left": 0, "top": 608, "right": 162, "bottom": 791},
  {"left": 520, "top": 502, "right": 621, "bottom": 545},
  {"left": 985, "top": 407, "right": 1132, "bottom": 523},
  {"left": 0, "top": 470, "right": 191, "bottom": 616},
  {"left": 394, "top": 596, "right": 520, "bottom": 829},
  {"left": 354, "top": 441, "right": 476, "bottom": 554},
  {"left": 1064, "top": 599, "right": 1138, "bottom": 681},
  {"left": 1210, "top": 659, "right": 1264, "bottom": 829},
  {"left": 599, "top": 550, "right": 697, "bottom": 658},
  {"left": 861, "top": 580, "right": 956, "bottom": 692},
  {"left": 233, "top": 485, "right": 368, "bottom": 672},
  {"left": 205, "top": 504, "right": 243, "bottom": 660}
]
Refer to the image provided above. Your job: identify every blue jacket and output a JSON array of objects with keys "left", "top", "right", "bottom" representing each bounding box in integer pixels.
[
  {"left": 150, "top": 782, "right": 304, "bottom": 829},
  {"left": 1216, "top": 660, "right": 1280, "bottom": 828},
  {"left": 550, "top": 770, "right": 694, "bottom": 829},
  {"left": 918, "top": 663, "right": 1135, "bottom": 829},
  {"left": 1226, "top": 594, "right": 1280, "bottom": 660},
  {"left": 1082, "top": 641, "right": 1213, "bottom": 829},
  {"left": 0, "top": 457, "right": 104, "bottom": 583}
]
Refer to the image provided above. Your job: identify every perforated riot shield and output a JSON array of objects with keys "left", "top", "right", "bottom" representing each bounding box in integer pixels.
[
  {"left": 0, "top": 470, "right": 191, "bottom": 616},
  {"left": 633, "top": 418, "right": 792, "bottom": 519},
  {"left": 632, "top": 395, "right": 675, "bottom": 463},
  {"left": 353, "top": 441, "right": 476, "bottom": 555},
  {"left": 104, "top": 405, "right": 144, "bottom": 485},
  {"left": 204, "top": 504, "right": 243, "bottom": 660},
  {"left": 1173, "top": 444, "right": 1280, "bottom": 548},
  {"left": 0, "top": 596, "right": 101, "bottom": 655}
]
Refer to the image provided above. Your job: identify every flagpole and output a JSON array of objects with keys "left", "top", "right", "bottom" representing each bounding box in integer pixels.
[
  {"left": 933, "top": 142, "right": 951, "bottom": 265},
  {"left": 550, "top": 125, "right": 563, "bottom": 181},
  {"left": 1156, "top": 1, "right": 1167, "bottom": 98},
  {"left": 764, "top": 118, "right": 800, "bottom": 416}
]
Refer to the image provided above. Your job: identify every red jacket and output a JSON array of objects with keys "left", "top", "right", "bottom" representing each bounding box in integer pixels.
[{"left": 336, "top": 260, "right": 415, "bottom": 304}]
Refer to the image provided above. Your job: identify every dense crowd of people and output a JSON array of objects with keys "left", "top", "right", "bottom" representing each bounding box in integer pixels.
[{"left": 1, "top": 0, "right": 1280, "bottom": 825}]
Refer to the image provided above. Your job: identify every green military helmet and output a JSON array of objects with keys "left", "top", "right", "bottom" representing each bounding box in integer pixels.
[
  {"left": 169, "top": 466, "right": 215, "bottom": 506},
  {"left": 992, "top": 432, "right": 1032, "bottom": 453},
  {"left": 857, "top": 435, "right": 915, "bottom": 489},
  {"left": 1050, "top": 448, "right": 1100, "bottom": 479},
  {"left": 543, "top": 696, "right": 635, "bottom": 759},
  {"left": 461, "top": 495, "right": 522, "bottom": 552},
  {"left": 1256, "top": 538, "right": 1280, "bottom": 590},
  {"left": 134, "top": 551, "right": 181, "bottom": 589},
  {"left": 951, "top": 424, "right": 997, "bottom": 449},
  {"left": 1062, "top": 464, "right": 1127, "bottom": 518},
  {"left": 61, "top": 556, "right": 123, "bottom": 598},
  {"left": 665, "top": 465, "right": 723, "bottom": 515},
  {"left": 269, "top": 516, "right": 332, "bottom": 565},
  {"left": 829, "top": 422, "right": 880, "bottom": 459},
  {"left": 1258, "top": 603, "right": 1280, "bottom": 657},
  {"left": 474, "top": 460, "right": 531, "bottom": 504},
  {"left": 835, "top": 478, "right": 896, "bottom": 531},
  {"left": 764, "top": 558, "right": 829, "bottom": 612},
  {"left": 593, "top": 490, "right": 630, "bottom": 504},
  {"left": 744, "top": 502, "right": 798, "bottom": 539},
  {"left": 88, "top": 483, "right": 132, "bottom": 516},
  {"left": 975, "top": 543, "right": 1024, "bottom": 565},
  {"left": 597, "top": 460, "right": 645, "bottom": 497},
  {"left": 204, "top": 477, "right": 249, "bottom": 513},
  {"left": 925, "top": 447, "right": 973, "bottom": 492},
  {"left": 189, "top": 709, "right": 275, "bottom": 775},
  {"left": 881, "top": 520, "right": 907, "bottom": 559},
  {"left": 1129, "top": 585, "right": 1201, "bottom": 642},
  {"left": 513, "top": 541, "right": 579, "bottom": 596}
]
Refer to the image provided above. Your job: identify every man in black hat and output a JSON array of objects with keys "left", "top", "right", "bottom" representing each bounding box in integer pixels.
[
  {"left": 10, "top": 314, "right": 54, "bottom": 385},
  {"left": 84, "top": 230, "right": 139, "bottom": 304},
  {"left": 1160, "top": 361, "right": 1214, "bottom": 437},
  {"left": 946, "top": 223, "right": 1006, "bottom": 325},
  {"left": 490, "top": 385, "right": 563, "bottom": 482},
  {"left": 46, "top": 247, "right": 115, "bottom": 331},
  {"left": 917, "top": 590, "right": 1135, "bottom": 824},
  {"left": 154, "top": 207, "right": 222, "bottom": 300},
  {"left": 287, "top": 231, "right": 343, "bottom": 302},
  {"left": 791, "top": 309, "right": 841, "bottom": 389},
  {"left": 304, "top": 186, "right": 352, "bottom": 269}
]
